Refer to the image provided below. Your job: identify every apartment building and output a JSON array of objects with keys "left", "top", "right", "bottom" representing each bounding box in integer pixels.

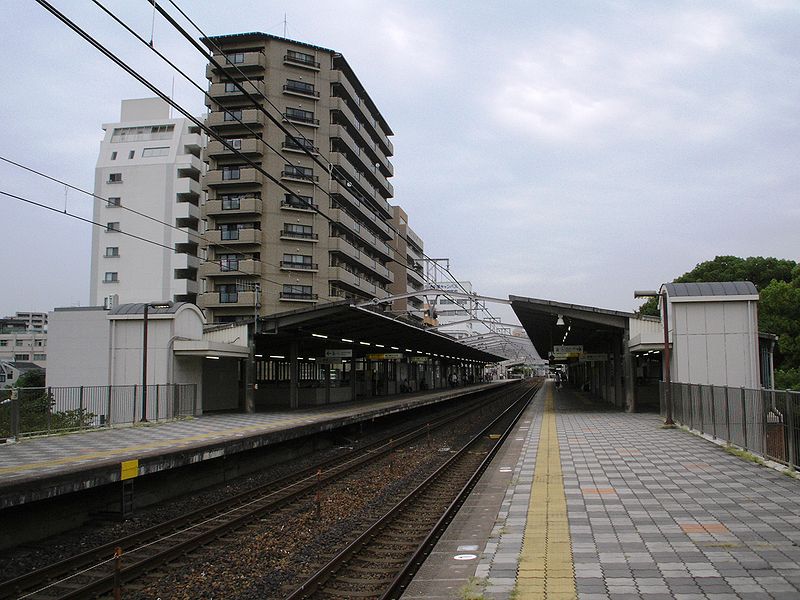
[
  {"left": 387, "top": 206, "right": 426, "bottom": 321},
  {"left": 89, "top": 98, "right": 204, "bottom": 308},
  {"left": 199, "top": 33, "right": 400, "bottom": 321},
  {"left": 0, "top": 312, "right": 48, "bottom": 367}
]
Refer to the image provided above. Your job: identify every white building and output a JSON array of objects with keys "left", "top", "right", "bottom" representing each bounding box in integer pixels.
[
  {"left": 0, "top": 312, "right": 48, "bottom": 367},
  {"left": 89, "top": 98, "right": 205, "bottom": 308}
]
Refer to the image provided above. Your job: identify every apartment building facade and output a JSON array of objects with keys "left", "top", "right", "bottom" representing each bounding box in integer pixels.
[
  {"left": 89, "top": 98, "right": 204, "bottom": 308},
  {"left": 0, "top": 312, "right": 48, "bottom": 367},
  {"left": 387, "top": 206, "right": 426, "bottom": 321},
  {"left": 199, "top": 33, "right": 400, "bottom": 321}
]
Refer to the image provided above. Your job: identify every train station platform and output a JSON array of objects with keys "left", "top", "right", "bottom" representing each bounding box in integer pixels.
[
  {"left": 405, "top": 381, "right": 800, "bottom": 600},
  {"left": 0, "top": 381, "right": 508, "bottom": 512}
]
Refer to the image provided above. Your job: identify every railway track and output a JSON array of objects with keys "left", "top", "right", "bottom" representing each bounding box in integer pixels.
[
  {"left": 0, "top": 383, "right": 525, "bottom": 600},
  {"left": 285, "top": 380, "right": 541, "bottom": 600}
]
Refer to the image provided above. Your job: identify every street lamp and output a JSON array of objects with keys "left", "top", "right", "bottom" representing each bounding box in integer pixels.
[
  {"left": 141, "top": 301, "right": 172, "bottom": 422},
  {"left": 634, "top": 289, "right": 674, "bottom": 426}
]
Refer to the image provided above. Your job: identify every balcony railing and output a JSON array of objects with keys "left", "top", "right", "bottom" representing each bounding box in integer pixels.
[
  {"left": 283, "top": 53, "right": 320, "bottom": 69},
  {"left": 283, "top": 112, "right": 320, "bottom": 126},
  {"left": 280, "top": 230, "right": 319, "bottom": 240},
  {"left": 279, "top": 291, "right": 319, "bottom": 301},
  {"left": 283, "top": 83, "right": 320, "bottom": 98},
  {"left": 280, "top": 261, "right": 318, "bottom": 271},
  {"left": 281, "top": 198, "right": 318, "bottom": 211},
  {"left": 282, "top": 139, "right": 319, "bottom": 154},
  {"left": 281, "top": 169, "right": 319, "bottom": 182}
]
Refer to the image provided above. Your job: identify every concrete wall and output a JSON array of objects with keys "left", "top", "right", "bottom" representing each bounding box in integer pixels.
[
  {"left": 46, "top": 308, "right": 110, "bottom": 387},
  {"left": 671, "top": 299, "right": 759, "bottom": 388}
]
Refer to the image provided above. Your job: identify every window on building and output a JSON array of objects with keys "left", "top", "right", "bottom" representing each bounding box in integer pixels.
[
  {"left": 282, "top": 284, "right": 313, "bottom": 299},
  {"left": 35, "top": 340, "right": 43, "bottom": 347},
  {"left": 282, "top": 254, "right": 314, "bottom": 268},
  {"left": 285, "top": 79, "right": 315, "bottom": 94},
  {"left": 222, "top": 165, "right": 242, "bottom": 180},
  {"left": 283, "top": 193, "right": 314, "bottom": 209},
  {"left": 105, "top": 247, "right": 119, "bottom": 257},
  {"left": 224, "top": 82, "right": 238, "bottom": 93},
  {"left": 285, "top": 107, "right": 316, "bottom": 124},
  {"left": 15, "top": 340, "right": 23, "bottom": 346},
  {"left": 106, "top": 197, "right": 121, "bottom": 208},
  {"left": 108, "top": 173, "right": 122, "bottom": 183},
  {"left": 103, "top": 272, "right": 119, "bottom": 283},
  {"left": 284, "top": 223, "right": 314, "bottom": 238},
  {"left": 224, "top": 109, "right": 243, "bottom": 122},
  {"left": 284, "top": 135, "right": 315, "bottom": 151},
  {"left": 128, "top": 150, "right": 135, "bottom": 159},
  {"left": 218, "top": 283, "right": 239, "bottom": 303},
  {"left": 106, "top": 222, "right": 120, "bottom": 232},
  {"left": 110, "top": 151, "right": 117, "bottom": 160},
  {"left": 217, "top": 253, "right": 239, "bottom": 272},
  {"left": 15, "top": 354, "right": 29, "bottom": 361},
  {"left": 226, "top": 52, "right": 245, "bottom": 64},
  {"left": 33, "top": 354, "right": 46, "bottom": 361},
  {"left": 0, "top": 340, "right": 7, "bottom": 346},
  {"left": 110, "top": 124, "right": 174, "bottom": 143},
  {"left": 286, "top": 49, "right": 317, "bottom": 66},
  {"left": 219, "top": 223, "right": 253, "bottom": 240},
  {"left": 225, "top": 138, "right": 243, "bottom": 150},
  {"left": 221, "top": 194, "right": 241, "bottom": 210},
  {"left": 142, "top": 147, "right": 169, "bottom": 157},
  {"left": 283, "top": 164, "right": 313, "bottom": 180}
]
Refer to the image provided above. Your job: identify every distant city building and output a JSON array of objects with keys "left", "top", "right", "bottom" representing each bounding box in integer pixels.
[
  {"left": 0, "top": 312, "right": 49, "bottom": 368},
  {"left": 429, "top": 280, "right": 482, "bottom": 339},
  {"left": 89, "top": 98, "right": 205, "bottom": 308},
  {"left": 199, "top": 33, "right": 404, "bottom": 321}
]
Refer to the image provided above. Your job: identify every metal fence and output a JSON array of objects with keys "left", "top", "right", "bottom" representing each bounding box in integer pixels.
[
  {"left": 0, "top": 383, "right": 197, "bottom": 440},
  {"left": 662, "top": 382, "right": 800, "bottom": 469}
]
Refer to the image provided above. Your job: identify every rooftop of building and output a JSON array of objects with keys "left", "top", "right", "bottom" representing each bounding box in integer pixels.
[{"left": 202, "top": 31, "right": 393, "bottom": 136}]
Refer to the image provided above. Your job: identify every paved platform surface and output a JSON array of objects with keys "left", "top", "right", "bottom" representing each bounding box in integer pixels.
[
  {"left": 0, "top": 382, "right": 506, "bottom": 509},
  {"left": 407, "top": 381, "right": 800, "bottom": 599}
]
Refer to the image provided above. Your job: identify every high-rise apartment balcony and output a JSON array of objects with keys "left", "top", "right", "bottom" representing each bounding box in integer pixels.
[
  {"left": 207, "top": 109, "right": 266, "bottom": 130},
  {"left": 204, "top": 167, "right": 264, "bottom": 188},
  {"left": 283, "top": 110, "right": 320, "bottom": 128},
  {"left": 407, "top": 264, "right": 426, "bottom": 287},
  {"left": 280, "top": 167, "right": 319, "bottom": 184},
  {"left": 328, "top": 237, "right": 394, "bottom": 284},
  {"left": 330, "top": 210, "right": 394, "bottom": 262},
  {"left": 283, "top": 81, "right": 320, "bottom": 100},
  {"left": 199, "top": 290, "right": 259, "bottom": 309},
  {"left": 279, "top": 229, "right": 319, "bottom": 242},
  {"left": 206, "top": 51, "right": 266, "bottom": 78},
  {"left": 330, "top": 73, "right": 393, "bottom": 157},
  {"left": 329, "top": 183, "right": 393, "bottom": 241},
  {"left": 330, "top": 140, "right": 394, "bottom": 201},
  {"left": 279, "top": 260, "right": 319, "bottom": 272},
  {"left": 199, "top": 258, "right": 261, "bottom": 278},
  {"left": 282, "top": 136, "right": 319, "bottom": 155},
  {"left": 331, "top": 159, "right": 392, "bottom": 218},
  {"left": 283, "top": 51, "right": 320, "bottom": 70},
  {"left": 204, "top": 228, "right": 261, "bottom": 246},
  {"left": 279, "top": 290, "right": 319, "bottom": 302},
  {"left": 203, "top": 196, "right": 262, "bottom": 217},
  {"left": 328, "top": 266, "right": 378, "bottom": 297},
  {"left": 280, "top": 195, "right": 318, "bottom": 212},
  {"left": 207, "top": 81, "right": 266, "bottom": 104},
  {"left": 175, "top": 177, "right": 202, "bottom": 204},
  {"left": 329, "top": 124, "right": 393, "bottom": 179},
  {"left": 205, "top": 138, "right": 265, "bottom": 158}
]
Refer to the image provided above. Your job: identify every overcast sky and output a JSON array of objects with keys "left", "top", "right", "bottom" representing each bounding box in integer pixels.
[{"left": 2, "top": 0, "right": 798, "bottom": 323}]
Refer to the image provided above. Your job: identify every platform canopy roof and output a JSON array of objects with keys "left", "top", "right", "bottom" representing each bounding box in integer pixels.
[
  {"left": 509, "top": 295, "right": 634, "bottom": 359},
  {"left": 255, "top": 302, "right": 504, "bottom": 363}
]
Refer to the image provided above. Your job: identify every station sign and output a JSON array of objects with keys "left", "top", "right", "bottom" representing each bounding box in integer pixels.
[
  {"left": 552, "top": 344, "right": 583, "bottom": 359},
  {"left": 410, "top": 356, "right": 429, "bottom": 364},
  {"left": 367, "top": 353, "right": 404, "bottom": 360},
  {"left": 325, "top": 349, "right": 353, "bottom": 358}
]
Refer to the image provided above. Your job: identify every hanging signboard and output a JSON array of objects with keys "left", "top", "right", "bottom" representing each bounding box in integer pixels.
[
  {"left": 367, "top": 353, "right": 404, "bottom": 360},
  {"left": 552, "top": 344, "right": 583, "bottom": 359},
  {"left": 325, "top": 349, "right": 353, "bottom": 358},
  {"left": 410, "top": 356, "right": 429, "bottom": 364}
]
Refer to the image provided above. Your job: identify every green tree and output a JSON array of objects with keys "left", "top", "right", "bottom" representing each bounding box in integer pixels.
[{"left": 636, "top": 255, "right": 800, "bottom": 389}]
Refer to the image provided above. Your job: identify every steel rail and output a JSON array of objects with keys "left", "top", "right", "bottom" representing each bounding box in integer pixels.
[{"left": 0, "top": 384, "right": 518, "bottom": 600}]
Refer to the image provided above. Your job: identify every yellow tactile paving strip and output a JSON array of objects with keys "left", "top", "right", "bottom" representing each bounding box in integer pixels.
[{"left": 517, "top": 386, "right": 576, "bottom": 599}]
